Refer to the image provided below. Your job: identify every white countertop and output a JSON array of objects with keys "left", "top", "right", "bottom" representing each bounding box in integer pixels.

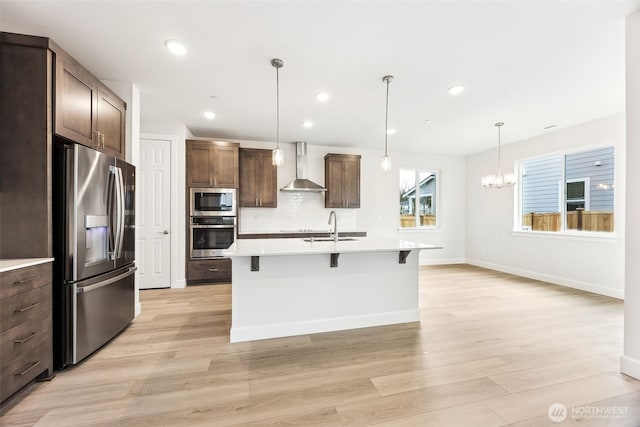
[
  {"left": 224, "top": 237, "right": 441, "bottom": 257},
  {"left": 0, "top": 258, "right": 54, "bottom": 273}
]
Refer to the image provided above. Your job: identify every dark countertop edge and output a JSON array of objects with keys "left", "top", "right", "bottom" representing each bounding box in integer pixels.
[{"left": 238, "top": 231, "right": 367, "bottom": 239}]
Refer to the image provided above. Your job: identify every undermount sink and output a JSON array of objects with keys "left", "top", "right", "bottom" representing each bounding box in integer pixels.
[{"left": 303, "top": 237, "right": 359, "bottom": 242}]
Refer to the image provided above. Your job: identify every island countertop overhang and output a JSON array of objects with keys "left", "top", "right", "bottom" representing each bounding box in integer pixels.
[{"left": 223, "top": 237, "right": 442, "bottom": 257}]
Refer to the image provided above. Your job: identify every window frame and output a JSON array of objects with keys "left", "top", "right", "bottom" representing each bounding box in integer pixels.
[
  {"left": 565, "top": 177, "right": 590, "bottom": 212},
  {"left": 515, "top": 146, "right": 614, "bottom": 237},
  {"left": 399, "top": 169, "right": 440, "bottom": 231}
]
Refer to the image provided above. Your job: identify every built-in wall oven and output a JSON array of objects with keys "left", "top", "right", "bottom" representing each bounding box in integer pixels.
[
  {"left": 190, "top": 188, "right": 236, "bottom": 217},
  {"left": 190, "top": 216, "right": 236, "bottom": 258},
  {"left": 189, "top": 188, "right": 236, "bottom": 259}
]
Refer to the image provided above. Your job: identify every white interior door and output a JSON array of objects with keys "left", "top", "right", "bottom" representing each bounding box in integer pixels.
[{"left": 138, "top": 138, "right": 171, "bottom": 289}]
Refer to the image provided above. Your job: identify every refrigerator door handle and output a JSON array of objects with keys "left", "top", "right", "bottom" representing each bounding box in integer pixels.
[
  {"left": 107, "top": 166, "right": 118, "bottom": 260},
  {"left": 116, "top": 167, "right": 125, "bottom": 259},
  {"left": 77, "top": 267, "right": 137, "bottom": 294},
  {"left": 109, "top": 166, "right": 124, "bottom": 260}
]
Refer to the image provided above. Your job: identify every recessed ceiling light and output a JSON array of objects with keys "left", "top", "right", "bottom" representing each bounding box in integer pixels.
[
  {"left": 165, "top": 39, "right": 187, "bottom": 56},
  {"left": 448, "top": 85, "right": 465, "bottom": 96},
  {"left": 386, "top": 129, "right": 396, "bottom": 135},
  {"left": 302, "top": 121, "right": 313, "bottom": 128},
  {"left": 203, "top": 111, "right": 215, "bottom": 119},
  {"left": 425, "top": 119, "right": 433, "bottom": 124},
  {"left": 316, "top": 92, "right": 330, "bottom": 102}
]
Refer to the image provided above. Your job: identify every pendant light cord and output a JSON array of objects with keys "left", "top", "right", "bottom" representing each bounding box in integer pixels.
[
  {"left": 276, "top": 65, "right": 280, "bottom": 150},
  {"left": 497, "top": 124, "right": 501, "bottom": 176},
  {"left": 384, "top": 78, "right": 390, "bottom": 157},
  {"left": 494, "top": 122, "right": 505, "bottom": 177}
]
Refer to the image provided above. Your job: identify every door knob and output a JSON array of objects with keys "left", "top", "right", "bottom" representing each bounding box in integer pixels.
[{"left": 160, "top": 230, "right": 169, "bottom": 235}]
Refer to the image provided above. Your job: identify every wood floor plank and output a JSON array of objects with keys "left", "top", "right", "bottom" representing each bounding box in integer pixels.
[
  {"left": 2, "top": 264, "right": 639, "bottom": 426},
  {"left": 371, "top": 401, "right": 505, "bottom": 427},
  {"left": 483, "top": 373, "right": 636, "bottom": 423}
]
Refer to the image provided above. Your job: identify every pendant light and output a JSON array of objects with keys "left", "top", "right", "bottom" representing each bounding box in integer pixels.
[
  {"left": 481, "top": 122, "right": 516, "bottom": 188},
  {"left": 381, "top": 75, "right": 393, "bottom": 171},
  {"left": 271, "top": 58, "right": 284, "bottom": 167}
]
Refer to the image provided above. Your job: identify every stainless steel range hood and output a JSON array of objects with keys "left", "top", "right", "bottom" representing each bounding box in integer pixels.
[{"left": 280, "top": 142, "right": 326, "bottom": 192}]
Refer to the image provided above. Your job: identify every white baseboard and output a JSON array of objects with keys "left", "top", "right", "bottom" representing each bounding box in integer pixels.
[
  {"left": 466, "top": 258, "right": 624, "bottom": 299},
  {"left": 230, "top": 309, "right": 420, "bottom": 343},
  {"left": 420, "top": 257, "right": 466, "bottom": 266},
  {"left": 172, "top": 278, "right": 187, "bottom": 289},
  {"left": 621, "top": 355, "right": 640, "bottom": 380},
  {"left": 135, "top": 302, "right": 142, "bottom": 318}
]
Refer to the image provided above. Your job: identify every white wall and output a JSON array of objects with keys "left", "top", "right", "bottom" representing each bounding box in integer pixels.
[
  {"left": 622, "top": 11, "right": 640, "bottom": 380},
  {"left": 466, "top": 113, "right": 626, "bottom": 298},
  {"left": 236, "top": 140, "right": 467, "bottom": 265}
]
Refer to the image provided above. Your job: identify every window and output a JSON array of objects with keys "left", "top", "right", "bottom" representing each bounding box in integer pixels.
[
  {"left": 399, "top": 169, "right": 438, "bottom": 228},
  {"left": 519, "top": 147, "right": 614, "bottom": 233}
]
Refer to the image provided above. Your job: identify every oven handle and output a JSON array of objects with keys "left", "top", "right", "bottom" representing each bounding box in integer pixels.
[{"left": 190, "top": 225, "right": 236, "bottom": 229}]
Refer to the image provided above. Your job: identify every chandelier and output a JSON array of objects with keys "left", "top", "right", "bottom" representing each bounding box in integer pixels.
[{"left": 481, "top": 122, "right": 515, "bottom": 188}]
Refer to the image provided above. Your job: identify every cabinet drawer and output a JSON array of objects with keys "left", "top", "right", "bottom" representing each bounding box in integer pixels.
[
  {"left": 0, "top": 311, "right": 51, "bottom": 368},
  {"left": 187, "top": 259, "right": 231, "bottom": 283},
  {"left": 0, "top": 263, "right": 51, "bottom": 300},
  {"left": 0, "top": 339, "right": 51, "bottom": 403},
  {"left": 0, "top": 286, "right": 50, "bottom": 333}
]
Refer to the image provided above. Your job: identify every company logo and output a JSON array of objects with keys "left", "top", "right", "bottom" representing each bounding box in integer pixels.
[{"left": 548, "top": 403, "right": 568, "bottom": 423}]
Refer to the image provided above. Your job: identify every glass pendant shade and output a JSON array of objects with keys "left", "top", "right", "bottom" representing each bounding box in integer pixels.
[
  {"left": 272, "top": 147, "right": 284, "bottom": 167},
  {"left": 381, "top": 155, "right": 391, "bottom": 171}
]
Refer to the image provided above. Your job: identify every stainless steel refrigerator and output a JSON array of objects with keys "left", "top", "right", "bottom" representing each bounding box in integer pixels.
[{"left": 53, "top": 141, "right": 136, "bottom": 368}]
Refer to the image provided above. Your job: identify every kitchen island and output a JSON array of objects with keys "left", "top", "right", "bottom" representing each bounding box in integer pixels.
[{"left": 224, "top": 237, "right": 440, "bottom": 342}]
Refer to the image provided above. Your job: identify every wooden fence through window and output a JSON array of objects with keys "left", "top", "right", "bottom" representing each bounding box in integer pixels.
[
  {"left": 400, "top": 214, "right": 436, "bottom": 228},
  {"left": 522, "top": 210, "right": 613, "bottom": 232}
]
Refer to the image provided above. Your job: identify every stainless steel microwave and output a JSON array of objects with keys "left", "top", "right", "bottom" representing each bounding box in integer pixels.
[{"left": 190, "top": 188, "right": 236, "bottom": 217}]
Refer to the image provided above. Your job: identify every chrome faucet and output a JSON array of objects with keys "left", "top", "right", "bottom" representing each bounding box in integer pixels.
[{"left": 328, "top": 210, "right": 338, "bottom": 242}]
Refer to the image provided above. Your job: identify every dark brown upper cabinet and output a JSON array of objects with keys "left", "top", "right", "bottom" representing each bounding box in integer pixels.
[
  {"left": 186, "top": 140, "right": 239, "bottom": 188},
  {"left": 324, "top": 154, "right": 361, "bottom": 209},
  {"left": 239, "top": 148, "right": 277, "bottom": 208},
  {"left": 55, "top": 51, "right": 126, "bottom": 160}
]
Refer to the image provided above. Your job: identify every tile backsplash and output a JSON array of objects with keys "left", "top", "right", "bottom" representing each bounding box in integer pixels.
[{"left": 238, "top": 192, "right": 357, "bottom": 233}]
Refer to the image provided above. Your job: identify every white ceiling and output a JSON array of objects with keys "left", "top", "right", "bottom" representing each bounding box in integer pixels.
[{"left": 1, "top": 0, "right": 638, "bottom": 155}]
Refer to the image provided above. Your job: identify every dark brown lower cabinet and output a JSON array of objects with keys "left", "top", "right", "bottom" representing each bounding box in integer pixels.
[
  {"left": 0, "top": 262, "right": 54, "bottom": 406},
  {"left": 186, "top": 258, "right": 232, "bottom": 284}
]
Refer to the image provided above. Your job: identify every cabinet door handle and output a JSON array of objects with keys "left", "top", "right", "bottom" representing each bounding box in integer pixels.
[
  {"left": 16, "top": 361, "right": 41, "bottom": 377},
  {"left": 214, "top": 176, "right": 218, "bottom": 186},
  {"left": 256, "top": 198, "right": 259, "bottom": 207},
  {"left": 12, "top": 276, "right": 36, "bottom": 285},
  {"left": 92, "top": 130, "right": 100, "bottom": 147},
  {"left": 208, "top": 268, "right": 219, "bottom": 272},
  {"left": 14, "top": 332, "right": 37, "bottom": 344},
  {"left": 259, "top": 198, "right": 262, "bottom": 207},
  {"left": 209, "top": 177, "right": 212, "bottom": 186},
  {"left": 15, "top": 302, "right": 40, "bottom": 313},
  {"left": 100, "top": 133, "right": 105, "bottom": 149}
]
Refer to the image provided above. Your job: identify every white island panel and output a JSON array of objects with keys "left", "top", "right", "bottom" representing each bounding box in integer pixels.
[{"left": 229, "top": 249, "right": 421, "bottom": 343}]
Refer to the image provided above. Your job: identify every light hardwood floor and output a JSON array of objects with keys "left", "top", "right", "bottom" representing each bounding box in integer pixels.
[{"left": 2, "top": 264, "right": 639, "bottom": 426}]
